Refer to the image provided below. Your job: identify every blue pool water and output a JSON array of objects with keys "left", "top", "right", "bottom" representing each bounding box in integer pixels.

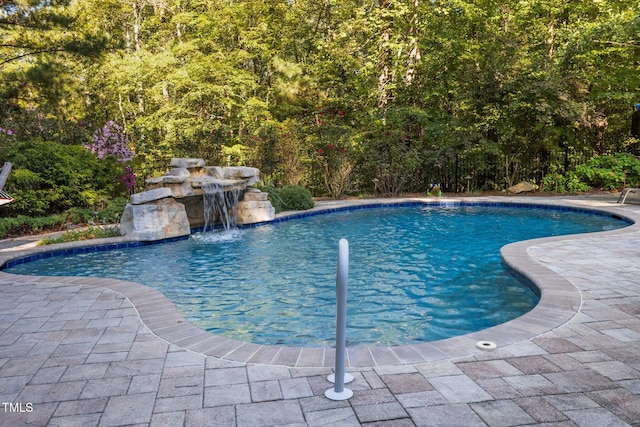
[{"left": 4, "top": 204, "right": 628, "bottom": 347}]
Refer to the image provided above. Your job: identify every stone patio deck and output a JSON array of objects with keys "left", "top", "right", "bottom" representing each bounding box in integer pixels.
[{"left": 1, "top": 196, "right": 640, "bottom": 426}]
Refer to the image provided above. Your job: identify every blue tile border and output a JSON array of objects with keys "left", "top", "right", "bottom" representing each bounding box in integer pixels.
[
  {"left": 197, "top": 199, "right": 634, "bottom": 232},
  {"left": 0, "top": 237, "right": 186, "bottom": 269},
  {"left": 1, "top": 199, "right": 632, "bottom": 271}
]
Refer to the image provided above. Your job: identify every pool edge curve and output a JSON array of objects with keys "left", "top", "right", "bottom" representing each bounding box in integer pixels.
[{"left": 1, "top": 195, "right": 637, "bottom": 367}]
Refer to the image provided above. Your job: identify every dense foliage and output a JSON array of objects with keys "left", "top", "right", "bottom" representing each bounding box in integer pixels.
[
  {"left": 0, "top": 214, "right": 66, "bottom": 239},
  {"left": 2, "top": 139, "right": 124, "bottom": 215},
  {"left": 1, "top": 0, "right": 640, "bottom": 214},
  {"left": 256, "top": 183, "right": 314, "bottom": 213},
  {"left": 575, "top": 153, "right": 640, "bottom": 190}
]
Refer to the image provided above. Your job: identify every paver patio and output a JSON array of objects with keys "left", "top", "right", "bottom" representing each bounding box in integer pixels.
[{"left": 1, "top": 195, "right": 640, "bottom": 426}]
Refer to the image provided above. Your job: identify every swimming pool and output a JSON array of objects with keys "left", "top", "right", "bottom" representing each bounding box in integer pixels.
[{"left": 3, "top": 202, "right": 628, "bottom": 347}]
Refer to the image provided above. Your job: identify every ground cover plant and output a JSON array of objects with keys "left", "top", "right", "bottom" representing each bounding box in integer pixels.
[
  {"left": 0, "top": 198, "right": 127, "bottom": 239},
  {"left": 38, "top": 226, "right": 121, "bottom": 246}
]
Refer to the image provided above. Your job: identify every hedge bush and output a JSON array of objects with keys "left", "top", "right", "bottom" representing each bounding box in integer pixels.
[
  {"left": 255, "top": 184, "right": 314, "bottom": 213},
  {"left": 1, "top": 138, "right": 123, "bottom": 217},
  {"left": 64, "top": 197, "right": 128, "bottom": 224},
  {"left": 280, "top": 185, "right": 314, "bottom": 211}
]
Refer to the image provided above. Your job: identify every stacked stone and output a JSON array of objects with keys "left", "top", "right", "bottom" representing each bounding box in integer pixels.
[{"left": 237, "top": 188, "right": 276, "bottom": 224}]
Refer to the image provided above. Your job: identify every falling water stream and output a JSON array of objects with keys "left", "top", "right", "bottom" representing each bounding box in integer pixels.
[{"left": 201, "top": 182, "right": 243, "bottom": 232}]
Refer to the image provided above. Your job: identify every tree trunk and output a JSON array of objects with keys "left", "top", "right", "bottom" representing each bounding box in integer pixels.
[
  {"left": 377, "top": 0, "right": 393, "bottom": 121},
  {"left": 405, "top": 0, "right": 420, "bottom": 86},
  {"left": 132, "top": 1, "right": 144, "bottom": 115}
]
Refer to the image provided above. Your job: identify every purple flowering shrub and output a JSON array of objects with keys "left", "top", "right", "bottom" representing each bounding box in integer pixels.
[
  {"left": 121, "top": 166, "right": 135, "bottom": 192},
  {"left": 83, "top": 121, "right": 136, "bottom": 193},
  {"left": 84, "top": 121, "right": 135, "bottom": 162},
  {"left": 0, "top": 126, "right": 16, "bottom": 136}
]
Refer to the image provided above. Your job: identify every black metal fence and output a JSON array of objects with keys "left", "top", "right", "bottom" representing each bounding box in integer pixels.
[{"left": 425, "top": 150, "right": 594, "bottom": 193}]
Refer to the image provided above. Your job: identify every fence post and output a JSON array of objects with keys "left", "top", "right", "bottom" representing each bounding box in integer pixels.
[{"left": 325, "top": 238, "right": 353, "bottom": 400}]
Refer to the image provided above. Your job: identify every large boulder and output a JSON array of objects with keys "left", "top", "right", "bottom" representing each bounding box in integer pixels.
[
  {"left": 507, "top": 181, "right": 536, "bottom": 194},
  {"left": 120, "top": 198, "right": 190, "bottom": 241},
  {"left": 204, "top": 166, "right": 224, "bottom": 179}
]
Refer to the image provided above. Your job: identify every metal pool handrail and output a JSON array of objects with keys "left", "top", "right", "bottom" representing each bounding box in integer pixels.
[{"left": 325, "top": 238, "right": 354, "bottom": 400}]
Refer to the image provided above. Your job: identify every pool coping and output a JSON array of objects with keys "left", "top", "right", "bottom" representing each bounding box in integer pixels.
[{"left": 1, "top": 195, "right": 637, "bottom": 367}]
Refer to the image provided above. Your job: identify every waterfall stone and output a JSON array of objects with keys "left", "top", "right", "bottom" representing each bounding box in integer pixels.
[
  {"left": 223, "top": 166, "right": 259, "bottom": 177},
  {"left": 169, "top": 167, "right": 191, "bottom": 177},
  {"left": 190, "top": 177, "right": 245, "bottom": 190},
  {"left": 223, "top": 166, "right": 260, "bottom": 186},
  {"left": 172, "top": 183, "right": 197, "bottom": 198},
  {"left": 236, "top": 189, "right": 274, "bottom": 224},
  {"left": 120, "top": 158, "right": 275, "bottom": 240},
  {"left": 204, "top": 166, "right": 224, "bottom": 179},
  {"left": 159, "top": 167, "right": 191, "bottom": 183},
  {"left": 237, "top": 200, "right": 275, "bottom": 224},
  {"left": 242, "top": 188, "right": 269, "bottom": 201},
  {"left": 120, "top": 198, "right": 190, "bottom": 241},
  {"left": 130, "top": 187, "right": 174, "bottom": 205},
  {"left": 170, "top": 158, "right": 206, "bottom": 169}
]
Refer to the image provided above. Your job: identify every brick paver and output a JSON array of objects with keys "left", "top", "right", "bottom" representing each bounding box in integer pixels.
[{"left": 1, "top": 196, "right": 640, "bottom": 426}]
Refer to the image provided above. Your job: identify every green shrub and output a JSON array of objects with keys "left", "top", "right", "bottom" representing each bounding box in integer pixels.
[
  {"left": 95, "top": 197, "right": 128, "bottom": 224},
  {"left": 254, "top": 184, "right": 313, "bottom": 213},
  {"left": 0, "top": 197, "right": 129, "bottom": 239},
  {"left": 79, "top": 189, "right": 102, "bottom": 207},
  {"left": 541, "top": 153, "right": 640, "bottom": 193},
  {"left": 279, "top": 185, "right": 314, "bottom": 211},
  {"left": 1, "top": 138, "right": 122, "bottom": 216},
  {"left": 574, "top": 153, "right": 640, "bottom": 190},
  {"left": 541, "top": 165, "right": 591, "bottom": 193},
  {"left": 60, "top": 197, "right": 128, "bottom": 226},
  {"left": 354, "top": 111, "right": 426, "bottom": 196}
]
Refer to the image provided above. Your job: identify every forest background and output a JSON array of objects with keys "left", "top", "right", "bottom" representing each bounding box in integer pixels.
[{"left": 1, "top": 0, "right": 639, "bottom": 229}]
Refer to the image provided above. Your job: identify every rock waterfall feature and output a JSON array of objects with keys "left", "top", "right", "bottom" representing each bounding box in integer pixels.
[{"left": 120, "top": 158, "right": 275, "bottom": 241}]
